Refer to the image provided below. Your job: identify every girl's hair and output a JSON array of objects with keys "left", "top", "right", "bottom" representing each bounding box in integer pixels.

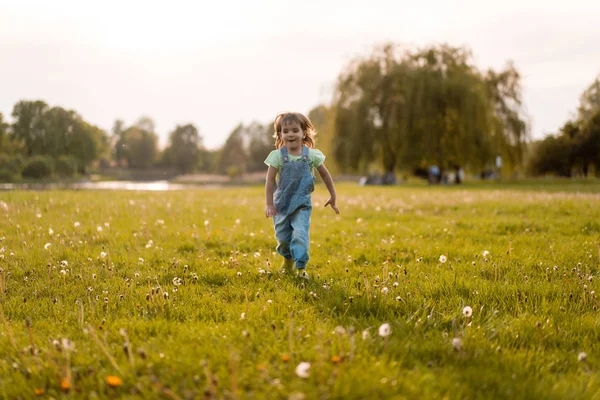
[{"left": 273, "top": 112, "right": 316, "bottom": 149}]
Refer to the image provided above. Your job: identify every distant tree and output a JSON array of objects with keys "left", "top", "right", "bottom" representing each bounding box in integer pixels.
[
  {"left": 245, "top": 122, "right": 272, "bottom": 172},
  {"left": 308, "top": 105, "right": 339, "bottom": 174},
  {"left": 0, "top": 112, "right": 8, "bottom": 152},
  {"left": 112, "top": 119, "right": 126, "bottom": 163},
  {"left": 332, "top": 43, "right": 525, "bottom": 181},
  {"left": 118, "top": 126, "right": 158, "bottom": 168},
  {"left": 11, "top": 100, "right": 49, "bottom": 156},
  {"left": 527, "top": 135, "right": 573, "bottom": 177},
  {"left": 577, "top": 110, "right": 600, "bottom": 176},
  {"left": 484, "top": 62, "right": 530, "bottom": 175},
  {"left": 163, "top": 124, "right": 202, "bottom": 173},
  {"left": 577, "top": 75, "right": 600, "bottom": 124},
  {"left": 218, "top": 124, "right": 247, "bottom": 176}
]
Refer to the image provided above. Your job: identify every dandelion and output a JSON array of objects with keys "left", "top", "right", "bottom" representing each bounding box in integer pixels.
[
  {"left": 331, "top": 355, "right": 341, "bottom": 364},
  {"left": 172, "top": 277, "right": 182, "bottom": 286},
  {"left": 578, "top": 352, "right": 587, "bottom": 362},
  {"left": 36, "top": 212, "right": 42, "bottom": 218},
  {"left": 393, "top": 282, "right": 399, "bottom": 287},
  {"left": 74, "top": 221, "right": 80, "bottom": 227},
  {"left": 49, "top": 227, "right": 54, "bottom": 235},
  {"left": 34, "top": 388, "right": 45, "bottom": 396},
  {"left": 452, "top": 337, "right": 462, "bottom": 351},
  {"left": 106, "top": 375, "right": 123, "bottom": 387},
  {"left": 334, "top": 326, "right": 346, "bottom": 335},
  {"left": 281, "top": 353, "right": 291, "bottom": 362},
  {"left": 439, "top": 255, "right": 447, "bottom": 263},
  {"left": 378, "top": 323, "right": 392, "bottom": 337},
  {"left": 295, "top": 362, "right": 311, "bottom": 378},
  {"left": 100, "top": 252, "right": 107, "bottom": 258},
  {"left": 44, "top": 243, "right": 51, "bottom": 250},
  {"left": 267, "top": 299, "right": 272, "bottom": 304},
  {"left": 362, "top": 330, "right": 370, "bottom": 340},
  {"left": 482, "top": 250, "right": 490, "bottom": 258},
  {"left": 204, "top": 220, "right": 210, "bottom": 226},
  {"left": 237, "top": 271, "right": 242, "bottom": 277},
  {"left": 462, "top": 306, "right": 473, "bottom": 318},
  {"left": 381, "top": 287, "right": 389, "bottom": 294},
  {"left": 254, "top": 252, "right": 261, "bottom": 257},
  {"left": 60, "top": 260, "right": 68, "bottom": 267},
  {"left": 97, "top": 226, "right": 103, "bottom": 232},
  {"left": 240, "top": 312, "right": 246, "bottom": 320}
]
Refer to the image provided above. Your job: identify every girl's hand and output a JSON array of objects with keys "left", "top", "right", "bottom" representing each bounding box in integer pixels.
[
  {"left": 324, "top": 198, "right": 340, "bottom": 214},
  {"left": 265, "top": 205, "right": 277, "bottom": 218}
]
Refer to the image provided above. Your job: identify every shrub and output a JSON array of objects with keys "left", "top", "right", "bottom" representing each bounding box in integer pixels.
[
  {"left": 55, "top": 155, "right": 78, "bottom": 178},
  {"left": 22, "top": 156, "right": 54, "bottom": 179}
]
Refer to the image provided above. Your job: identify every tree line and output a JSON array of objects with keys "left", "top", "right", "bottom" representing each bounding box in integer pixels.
[
  {"left": 0, "top": 101, "right": 277, "bottom": 181},
  {"left": 1, "top": 42, "right": 598, "bottom": 182}
]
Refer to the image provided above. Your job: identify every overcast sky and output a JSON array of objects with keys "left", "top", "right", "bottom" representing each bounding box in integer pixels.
[{"left": 1, "top": 0, "right": 599, "bottom": 149}]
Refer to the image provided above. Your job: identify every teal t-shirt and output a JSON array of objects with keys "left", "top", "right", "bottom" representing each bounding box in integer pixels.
[{"left": 264, "top": 148, "right": 326, "bottom": 171}]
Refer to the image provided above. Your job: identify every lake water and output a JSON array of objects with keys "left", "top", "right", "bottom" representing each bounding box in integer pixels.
[{"left": 0, "top": 180, "right": 223, "bottom": 191}]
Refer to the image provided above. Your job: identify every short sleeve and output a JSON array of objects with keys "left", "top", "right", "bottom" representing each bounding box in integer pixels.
[
  {"left": 264, "top": 150, "right": 282, "bottom": 169},
  {"left": 309, "top": 149, "right": 326, "bottom": 169}
]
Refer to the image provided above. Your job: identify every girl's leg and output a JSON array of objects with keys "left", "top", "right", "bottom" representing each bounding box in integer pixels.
[
  {"left": 289, "top": 207, "right": 312, "bottom": 269},
  {"left": 273, "top": 214, "right": 292, "bottom": 259}
]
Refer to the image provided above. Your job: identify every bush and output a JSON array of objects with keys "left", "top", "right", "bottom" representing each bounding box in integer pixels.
[
  {"left": 0, "top": 168, "right": 18, "bottom": 183},
  {"left": 22, "top": 156, "right": 54, "bottom": 179},
  {"left": 0, "top": 154, "right": 25, "bottom": 174},
  {"left": 55, "top": 155, "right": 78, "bottom": 178}
]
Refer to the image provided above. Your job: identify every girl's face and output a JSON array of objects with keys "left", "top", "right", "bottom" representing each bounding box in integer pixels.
[{"left": 280, "top": 120, "right": 304, "bottom": 150}]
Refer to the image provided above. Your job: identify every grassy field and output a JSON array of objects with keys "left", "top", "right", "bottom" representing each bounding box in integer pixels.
[{"left": 0, "top": 182, "right": 600, "bottom": 399}]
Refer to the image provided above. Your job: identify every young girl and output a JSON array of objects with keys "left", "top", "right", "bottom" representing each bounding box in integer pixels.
[{"left": 265, "top": 112, "right": 339, "bottom": 280}]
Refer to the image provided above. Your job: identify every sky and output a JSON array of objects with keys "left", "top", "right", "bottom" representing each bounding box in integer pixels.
[{"left": 1, "top": 0, "right": 599, "bottom": 149}]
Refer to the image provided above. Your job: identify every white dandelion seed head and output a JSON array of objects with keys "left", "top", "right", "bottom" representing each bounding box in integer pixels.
[
  {"left": 378, "top": 323, "right": 392, "bottom": 337},
  {"left": 74, "top": 221, "right": 80, "bottom": 227},
  {"left": 362, "top": 330, "right": 370, "bottom": 340},
  {"left": 44, "top": 243, "right": 51, "bottom": 250},
  {"left": 60, "top": 260, "right": 68, "bottom": 267},
  {"left": 381, "top": 287, "right": 389, "bottom": 294},
  {"left": 482, "top": 250, "right": 490, "bottom": 258},
  {"left": 334, "top": 326, "right": 346, "bottom": 335},
  {"left": 452, "top": 337, "right": 462, "bottom": 351},
  {"left": 100, "top": 251, "right": 107, "bottom": 258},
  {"left": 462, "top": 306, "right": 473, "bottom": 318},
  {"left": 439, "top": 255, "right": 447, "bottom": 263},
  {"left": 578, "top": 352, "right": 587, "bottom": 362},
  {"left": 48, "top": 228, "right": 54, "bottom": 235},
  {"left": 295, "top": 362, "right": 311, "bottom": 379},
  {"left": 172, "top": 277, "right": 182, "bottom": 286},
  {"left": 97, "top": 226, "right": 103, "bottom": 232},
  {"left": 240, "top": 312, "right": 246, "bottom": 320}
]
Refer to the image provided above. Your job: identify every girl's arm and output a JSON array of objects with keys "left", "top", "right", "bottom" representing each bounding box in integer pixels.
[
  {"left": 316, "top": 164, "right": 340, "bottom": 214},
  {"left": 265, "top": 165, "right": 278, "bottom": 218}
]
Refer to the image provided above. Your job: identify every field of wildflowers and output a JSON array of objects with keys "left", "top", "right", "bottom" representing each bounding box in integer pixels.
[{"left": 0, "top": 182, "right": 599, "bottom": 399}]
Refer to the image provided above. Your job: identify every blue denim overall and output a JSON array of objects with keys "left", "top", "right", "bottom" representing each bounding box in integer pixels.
[{"left": 273, "top": 146, "right": 315, "bottom": 269}]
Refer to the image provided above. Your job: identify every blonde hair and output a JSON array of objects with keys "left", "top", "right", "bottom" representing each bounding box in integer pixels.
[{"left": 273, "top": 112, "right": 316, "bottom": 149}]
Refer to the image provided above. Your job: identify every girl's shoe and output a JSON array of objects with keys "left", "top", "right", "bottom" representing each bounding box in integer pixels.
[
  {"left": 296, "top": 269, "right": 309, "bottom": 280},
  {"left": 280, "top": 258, "right": 294, "bottom": 273}
]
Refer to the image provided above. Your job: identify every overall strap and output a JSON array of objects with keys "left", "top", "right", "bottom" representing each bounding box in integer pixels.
[
  {"left": 301, "top": 145, "right": 309, "bottom": 161},
  {"left": 280, "top": 146, "right": 290, "bottom": 163}
]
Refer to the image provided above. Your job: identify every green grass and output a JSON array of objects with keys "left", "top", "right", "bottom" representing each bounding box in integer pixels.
[{"left": 0, "top": 182, "right": 599, "bottom": 399}]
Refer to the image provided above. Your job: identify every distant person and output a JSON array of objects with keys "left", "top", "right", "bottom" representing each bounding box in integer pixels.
[{"left": 264, "top": 112, "right": 340, "bottom": 280}]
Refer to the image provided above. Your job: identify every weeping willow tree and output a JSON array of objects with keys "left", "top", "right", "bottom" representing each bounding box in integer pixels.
[{"left": 332, "top": 43, "right": 529, "bottom": 180}]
